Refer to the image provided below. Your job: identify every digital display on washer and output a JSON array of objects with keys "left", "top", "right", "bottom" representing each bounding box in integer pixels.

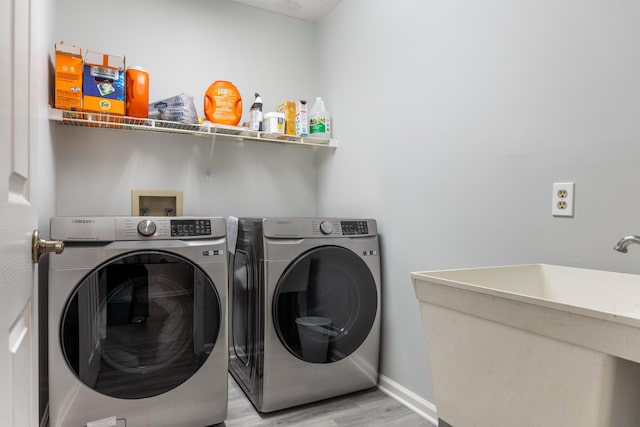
[
  {"left": 171, "top": 219, "right": 211, "bottom": 237},
  {"left": 341, "top": 221, "right": 369, "bottom": 235}
]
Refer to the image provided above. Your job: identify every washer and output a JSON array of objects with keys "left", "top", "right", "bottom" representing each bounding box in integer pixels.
[
  {"left": 227, "top": 217, "right": 380, "bottom": 412},
  {"left": 48, "top": 216, "right": 228, "bottom": 427}
]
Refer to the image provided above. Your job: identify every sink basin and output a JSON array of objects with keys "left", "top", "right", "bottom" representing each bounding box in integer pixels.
[{"left": 412, "top": 264, "right": 640, "bottom": 427}]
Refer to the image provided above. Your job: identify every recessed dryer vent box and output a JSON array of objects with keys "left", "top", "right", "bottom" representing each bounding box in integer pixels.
[{"left": 132, "top": 189, "right": 183, "bottom": 217}]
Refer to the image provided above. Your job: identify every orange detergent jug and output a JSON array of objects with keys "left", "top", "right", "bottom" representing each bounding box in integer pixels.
[
  {"left": 204, "top": 80, "right": 242, "bottom": 125},
  {"left": 125, "top": 66, "right": 149, "bottom": 118}
]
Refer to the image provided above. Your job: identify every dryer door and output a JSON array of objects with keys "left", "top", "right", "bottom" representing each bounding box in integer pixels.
[
  {"left": 59, "top": 250, "right": 221, "bottom": 399},
  {"left": 273, "top": 246, "right": 377, "bottom": 364}
]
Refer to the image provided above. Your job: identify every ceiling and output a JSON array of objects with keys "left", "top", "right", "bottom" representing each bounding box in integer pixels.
[{"left": 229, "top": 0, "right": 342, "bottom": 22}]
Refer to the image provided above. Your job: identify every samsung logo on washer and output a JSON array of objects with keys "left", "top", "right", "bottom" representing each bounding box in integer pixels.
[
  {"left": 72, "top": 219, "right": 96, "bottom": 224},
  {"left": 202, "top": 249, "right": 223, "bottom": 257}
]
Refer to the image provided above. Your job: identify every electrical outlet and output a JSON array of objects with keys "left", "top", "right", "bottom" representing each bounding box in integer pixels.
[{"left": 552, "top": 182, "right": 574, "bottom": 217}]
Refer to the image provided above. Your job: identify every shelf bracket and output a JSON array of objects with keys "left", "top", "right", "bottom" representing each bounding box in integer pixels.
[{"left": 206, "top": 134, "right": 216, "bottom": 181}]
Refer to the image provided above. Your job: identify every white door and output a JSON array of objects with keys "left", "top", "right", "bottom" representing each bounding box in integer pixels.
[{"left": 0, "top": 0, "right": 39, "bottom": 425}]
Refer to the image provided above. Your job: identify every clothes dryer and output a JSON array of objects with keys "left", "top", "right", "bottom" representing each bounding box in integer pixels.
[
  {"left": 48, "top": 216, "right": 228, "bottom": 427},
  {"left": 228, "top": 217, "right": 380, "bottom": 412}
]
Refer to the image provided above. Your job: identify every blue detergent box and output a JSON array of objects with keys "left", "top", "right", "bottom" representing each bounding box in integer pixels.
[{"left": 83, "top": 50, "right": 125, "bottom": 115}]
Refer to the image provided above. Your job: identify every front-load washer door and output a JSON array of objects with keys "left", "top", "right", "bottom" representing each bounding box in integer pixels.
[
  {"left": 273, "top": 245, "right": 377, "bottom": 364},
  {"left": 60, "top": 250, "right": 221, "bottom": 399}
]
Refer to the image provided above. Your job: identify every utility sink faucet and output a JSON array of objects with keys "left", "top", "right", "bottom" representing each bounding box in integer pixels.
[{"left": 613, "top": 235, "right": 640, "bottom": 253}]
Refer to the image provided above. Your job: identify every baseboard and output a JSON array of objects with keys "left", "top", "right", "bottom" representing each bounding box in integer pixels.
[{"left": 377, "top": 374, "right": 438, "bottom": 425}]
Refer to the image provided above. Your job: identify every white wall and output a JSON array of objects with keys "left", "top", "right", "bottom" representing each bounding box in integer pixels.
[
  {"left": 317, "top": 0, "right": 640, "bottom": 404},
  {"left": 53, "top": 0, "right": 319, "bottom": 217}
]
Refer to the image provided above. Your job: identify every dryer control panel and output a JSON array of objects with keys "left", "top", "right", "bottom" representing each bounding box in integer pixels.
[{"left": 262, "top": 218, "right": 377, "bottom": 238}]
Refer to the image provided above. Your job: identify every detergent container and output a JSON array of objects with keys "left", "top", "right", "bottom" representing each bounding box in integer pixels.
[
  {"left": 125, "top": 66, "right": 149, "bottom": 118},
  {"left": 309, "top": 97, "right": 331, "bottom": 138},
  {"left": 204, "top": 80, "right": 242, "bottom": 125},
  {"left": 249, "top": 93, "right": 263, "bottom": 131},
  {"left": 262, "top": 112, "right": 285, "bottom": 134}
]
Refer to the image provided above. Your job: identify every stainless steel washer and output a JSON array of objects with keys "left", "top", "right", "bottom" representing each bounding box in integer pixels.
[
  {"left": 228, "top": 217, "right": 380, "bottom": 412},
  {"left": 48, "top": 216, "right": 228, "bottom": 427}
]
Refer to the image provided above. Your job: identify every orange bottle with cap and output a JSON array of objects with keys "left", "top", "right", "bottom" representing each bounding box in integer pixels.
[
  {"left": 204, "top": 80, "right": 242, "bottom": 125},
  {"left": 126, "top": 67, "right": 149, "bottom": 118}
]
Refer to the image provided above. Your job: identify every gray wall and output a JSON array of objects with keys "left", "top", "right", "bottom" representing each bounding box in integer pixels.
[
  {"left": 53, "top": 0, "right": 320, "bottom": 218},
  {"left": 316, "top": 0, "right": 640, "bottom": 403},
  {"left": 49, "top": 0, "right": 640, "bottom": 413}
]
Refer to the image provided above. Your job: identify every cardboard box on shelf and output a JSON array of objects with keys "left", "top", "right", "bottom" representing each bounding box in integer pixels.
[
  {"left": 276, "top": 101, "right": 296, "bottom": 136},
  {"left": 296, "top": 100, "right": 308, "bottom": 136},
  {"left": 54, "top": 43, "right": 83, "bottom": 111},
  {"left": 83, "top": 50, "right": 125, "bottom": 115}
]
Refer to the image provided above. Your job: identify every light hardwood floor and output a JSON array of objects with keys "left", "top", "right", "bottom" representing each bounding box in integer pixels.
[{"left": 219, "top": 375, "right": 435, "bottom": 427}]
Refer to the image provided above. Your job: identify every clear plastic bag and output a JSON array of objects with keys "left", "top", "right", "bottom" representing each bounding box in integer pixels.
[{"left": 148, "top": 93, "right": 198, "bottom": 124}]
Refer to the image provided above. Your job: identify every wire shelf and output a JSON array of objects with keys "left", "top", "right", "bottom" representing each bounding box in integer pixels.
[{"left": 48, "top": 107, "right": 338, "bottom": 148}]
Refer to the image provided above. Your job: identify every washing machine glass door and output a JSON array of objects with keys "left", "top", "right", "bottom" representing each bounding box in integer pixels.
[
  {"left": 273, "top": 246, "right": 377, "bottom": 363},
  {"left": 60, "top": 250, "right": 221, "bottom": 399}
]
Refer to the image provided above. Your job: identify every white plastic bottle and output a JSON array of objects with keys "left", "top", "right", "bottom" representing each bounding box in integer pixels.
[
  {"left": 308, "top": 97, "right": 331, "bottom": 138},
  {"left": 249, "top": 93, "right": 263, "bottom": 131}
]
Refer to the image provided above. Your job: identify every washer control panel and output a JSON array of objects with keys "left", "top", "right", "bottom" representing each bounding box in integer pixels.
[
  {"left": 171, "top": 219, "right": 212, "bottom": 237},
  {"left": 137, "top": 219, "right": 157, "bottom": 236},
  {"left": 319, "top": 221, "right": 334, "bottom": 235},
  {"left": 340, "top": 220, "right": 369, "bottom": 235},
  {"left": 50, "top": 217, "right": 227, "bottom": 241}
]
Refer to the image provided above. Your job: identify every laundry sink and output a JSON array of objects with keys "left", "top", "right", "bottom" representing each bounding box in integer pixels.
[{"left": 412, "top": 264, "right": 640, "bottom": 427}]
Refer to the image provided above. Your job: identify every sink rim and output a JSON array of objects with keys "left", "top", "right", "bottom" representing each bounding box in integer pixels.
[{"left": 412, "top": 263, "right": 640, "bottom": 329}]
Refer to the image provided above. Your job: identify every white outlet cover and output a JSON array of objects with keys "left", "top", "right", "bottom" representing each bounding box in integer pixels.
[{"left": 552, "top": 182, "right": 575, "bottom": 217}]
